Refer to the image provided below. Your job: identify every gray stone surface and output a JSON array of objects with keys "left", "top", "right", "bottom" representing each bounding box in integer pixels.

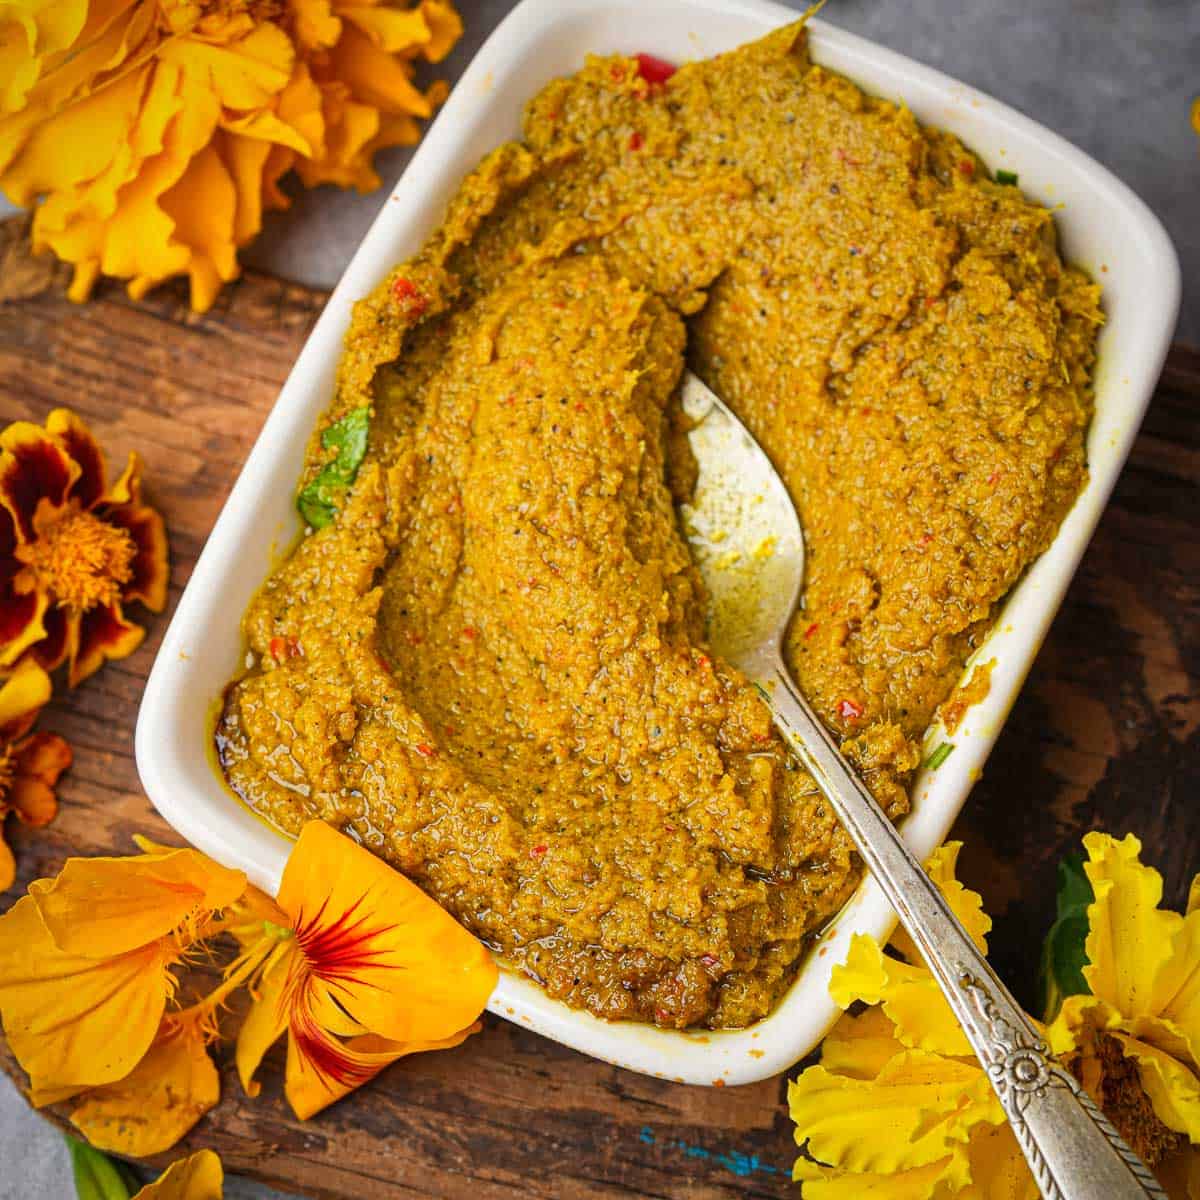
[{"left": 2, "top": 2, "right": 1197, "bottom": 1197}]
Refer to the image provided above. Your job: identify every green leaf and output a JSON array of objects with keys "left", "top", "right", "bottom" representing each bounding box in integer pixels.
[
  {"left": 995, "top": 169, "right": 1019, "bottom": 185},
  {"left": 921, "top": 741, "right": 954, "bottom": 770},
  {"left": 1039, "top": 850, "right": 1094, "bottom": 1021},
  {"left": 67, "top": 1136, "right": 134, "bottom": 1200},
  {"left": 297, "top": 406, "right": 371, "bottom": 529}
]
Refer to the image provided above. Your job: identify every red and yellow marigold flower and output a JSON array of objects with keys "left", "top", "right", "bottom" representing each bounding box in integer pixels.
[
  {"left": 235, "top": 820, "right": 498, "bottom": 1119},
  {"left": 1, "top": 409, "right": 169, "bottom": 687},
  {"left": 0, "top": 0, "right": 464, "bottom": 313},
  {"left": 0, "top": 659, "right": 71, "bottom": 890}
]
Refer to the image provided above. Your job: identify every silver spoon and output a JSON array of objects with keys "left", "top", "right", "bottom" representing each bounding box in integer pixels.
[{"left": 678, "top": 371, "right": 1163, "bottom": 1200}]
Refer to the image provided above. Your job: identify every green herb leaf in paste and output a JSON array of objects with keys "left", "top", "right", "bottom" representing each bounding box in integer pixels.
[
  {"left": 297, "top": 406, "right": 370, "bottom": 529},
  {"left": 995, "top": 169, "right": 1019, "bottom": 185}
]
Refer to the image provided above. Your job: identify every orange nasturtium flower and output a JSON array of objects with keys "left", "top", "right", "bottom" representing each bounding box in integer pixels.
[
  {"left": 233, "top": 820, "right": 498, "bottom": 1119},
  {"left": 0, "top": 408, "right": 169, "bottom": 687},
  {"left": 0, "top": 659, "right": 71, "bottom": 890},
  {"left": 0, "top": 0, "right": 464, "bottom": 312},
  {"left": 0, "top": 821, "right": 496, "bottom": 1153}
]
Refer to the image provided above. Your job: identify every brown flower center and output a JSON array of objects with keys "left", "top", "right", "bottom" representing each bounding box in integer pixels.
[
  {"left": 18, "top": 508, "right": 135, "bottom": 613},
  {"left": 1071, "top": 1032, "right": 1184, "bottom": 1167}
]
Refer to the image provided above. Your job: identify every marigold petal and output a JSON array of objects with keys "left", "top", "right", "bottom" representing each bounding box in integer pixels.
[
  {"left": 1083, "top": 832, "right": 1186, "bottom": 1019},
  {"left": 136, "top": 1149, "right": 224, "bottom": 1200},
  {"left": 102, "top": 499, "right": 170, "bottom": 613},
  {"left": 68, "top": 1018, "right": 220, "bottom": 1156},
  {"left": 0, "top": 833, "right": 14, "bottom": 894},
  {"left": 0, "top": 659, "right": 51, "bottom": 731},
  {"left": 10, "top": 732, "right": 70, "bottom": 824},
  {"left": 285, "top": 1021, "right": 476, "bottom": 1121},
  {"left": 819, "top": 1005, "right": 908, "bottom": 1081},
  {"left": 30, "top": 845, "right": 246, "bottom": 957},
  {"left": 278, "top": 821, "right": 497, "bottom": 1045},
  {"left": 235, "top": 939, "right": 294, "bottom": 1098},
  {"left": 890, "top": 842, "right": 990, "bottom": 963},
  {"left": 0, "top": 576, "right": 47, "bottom": 670},
  {"left": 67, "top": 601, "right": 143, "bottom": 686},
  {"left": 0, "top": 895, "right": 171, "bottom": 1091},
  {"left": 44, "top": 408, "right": 107, "bottom": 509},
  {"left": 788, "top": 1049, "right": 1000, "bottom": 1184},
  {"left": 328, "top": 24, "right": 431, "bottom": 118},
  {"left": 24, "top": 602, "right": 74, "bottom": 676},
  {"left": 419, "top": 1, "right": 463, "bottom": 63},
  {"left": 290, "top": 0, "right": 341, "bottom": 52},
  {"left": 0, "top": 421, "right": 76, "bottom": 542},
  {"left": 791, "top": 1155, "right": 957, "bottom": 1198},
  {"left": 337, "top": 5, "right": 431, "bottom": 54},
  {"left": 157, "top": 23, "right": 294, "bottom": 112},
  {"left": 959, "top": 1121, "right": 1039, "bottom": 1200}
]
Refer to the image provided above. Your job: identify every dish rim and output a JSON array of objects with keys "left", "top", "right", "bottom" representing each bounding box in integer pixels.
[{"left": 135, "top": 0, "right": 1180, "bottom": 1086}]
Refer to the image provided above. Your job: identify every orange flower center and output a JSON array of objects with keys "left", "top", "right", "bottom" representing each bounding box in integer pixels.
[{"left": 18, "top": 508, "right": 135, "bottom": 613}]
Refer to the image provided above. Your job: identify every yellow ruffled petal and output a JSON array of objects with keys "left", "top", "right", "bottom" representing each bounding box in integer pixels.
[
  {"left": 890, "top": 842, "right": 991, "bottom": 963},
  {"left": 958, "top": 1121, "right": 1040, "bottom": 1200},
  {"left": 0, "top": 659, "right": 52, "bottom": 728},
  {"left": 788, "top": 1049, "right": 1001, "bottom": 1186},
  {"left": 337, "top": 5, "right": 431, "bottom": 54},
  {"left": 830, "top": 933, "right": 974, "bottom": 1057},
  {"left": 159, "top": 140, "right": 240, "bottom": 312},
  {"left": 158, "top": 23, "right": 293, "bottom": 112},
  {"left": 0, "top": 0, "right": 89, "bottom": 115},
  {"left": 1083, "top": 832, "right": 1192, "bottom": 1021},
  {"left": 68, "top": 1015, "right": 220, "bottom": 1156},
  {"left": 328, "top": 23, "right": 430, "bottom": 117},
  {"left": 277, "top": 821, "right": 498, "bottom": 1046},
  {"left": 290, "top": 0, "right": 342, "bottom": 52},
  {"left": 28, "top": 845, "right": 246, "bottom": 957},
  {"left": 0, "top": 895, "right": 172, "bottom": 1092},
  {"left": 819, "top": 1005, "right": 909, "bottom": 1081},
  {"left": 135, "top": 1149, "right": 224, "bottom": 1200},
  {"left": 792, "top": 1155, "right": 957, "bottom": 1198},
  {"left": 419, "top": 1, "right": 464, "bottom": 63}
]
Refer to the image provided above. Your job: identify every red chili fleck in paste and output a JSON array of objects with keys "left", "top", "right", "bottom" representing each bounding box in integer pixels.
[
  {"left": 268, "top": 635, "right": 299, "bottom": 662},
  {"left": 415, "top": 742, "right": 436, "bottom": 758},
  {"left": 634, "top": 53, "right": 676, "bottom": 85},
  {"left": 838, "top": 698, "right": 864, "bottom": 721},
  {"left": 804, "top": 622, "right": 820, "bottom": 640},
  {"left": 628, "top": 130, "right": 644, "bottom": 151},
  {"left": 531, "top": 844, "right": 548, "bottom": 858},
  {"left": 391, "top": 276, "right": 428, "bottom": 316}
]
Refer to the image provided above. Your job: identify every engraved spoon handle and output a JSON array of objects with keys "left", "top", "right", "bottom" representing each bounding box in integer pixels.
[{"left": 760, "top": 659, "right": 1165, "bottom": 1200}]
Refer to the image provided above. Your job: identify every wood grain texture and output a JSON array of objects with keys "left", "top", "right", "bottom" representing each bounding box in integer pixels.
[{"left": 1, "top": 215, "right": 1196, "bottom": 1198}]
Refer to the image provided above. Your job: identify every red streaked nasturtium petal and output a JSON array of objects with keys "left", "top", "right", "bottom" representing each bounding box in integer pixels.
[
  {"left": 0, "top": 895, "right": 173, "bottom": 1091},
  {"left": 68, "top": 599, "right": 144, "bottom": 686},
  {"left": 277, "top": 820, "right": 497, "bottom": 1045},
  {"left": 285, "top": 1021, "right": 478, "bottom": 1121},
  {"left": 68, "top": 1013, "right": 220, "bottom": 1156},
  {"left": 45, "top": 409, "right": 107, "bottom": 509},
  {"left": 0, "top": 421, "right": 77, "bottom": 542},
  {"left": 137, "top": 1149, "right": 225, "bottom": 1200},
  {"left": 29, "top": 844, "right": 247, "bottom": 956}
]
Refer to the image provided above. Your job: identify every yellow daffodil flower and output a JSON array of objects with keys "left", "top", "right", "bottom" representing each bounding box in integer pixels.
[
  {"left": 789, "top": 836, "right": 1200, "bottom": 1197},
  {"left": 0, "top": 658, "right": 71, "bottom": 890},
  {"left": 234, "top": 820, "right": 498, "bottom": 1119},
  {"left": 1, "top": 408, "right": 169, "bottom": 687},
  {"left": 1048, "top": 833, "right": 1200, "bottom": 1185},
  {"left": 0, "top": 0, "right": 464, "bottom": 313}
]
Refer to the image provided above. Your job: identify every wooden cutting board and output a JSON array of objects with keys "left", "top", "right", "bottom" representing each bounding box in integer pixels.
[{"left": 1, "top": 214, "right": 1197, "bottom": 1199}]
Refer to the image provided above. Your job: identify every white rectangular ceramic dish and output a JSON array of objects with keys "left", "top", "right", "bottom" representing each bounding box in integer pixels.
[{"left": 136, "top": 0, "right": 1180, "bottom": 1086}]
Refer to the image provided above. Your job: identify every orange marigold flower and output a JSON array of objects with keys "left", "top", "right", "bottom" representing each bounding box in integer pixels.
[
  {"left": 235, "top": 820, "right": 497, "bottom": 1119},
  {"left": 1, "top": 408, "right": 169, "bottom": 686},
  {"left": 0, "top": 0, "right": 464, "bottom": 313},
  {"left": 135, "top": 1149, "right": 225, "bottom": 1199},
  {"left": 0, "top": 658, "right": 70, "bottom": 891}
]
